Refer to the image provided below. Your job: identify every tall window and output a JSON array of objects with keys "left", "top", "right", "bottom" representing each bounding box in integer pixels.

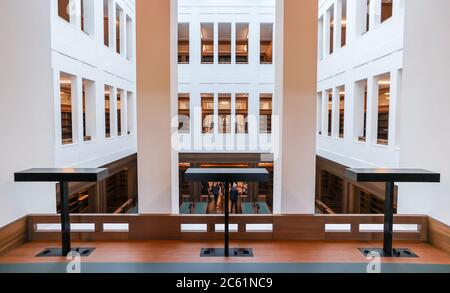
[
  {"left": 80, "top": 0, "right": 94, "bottom": 35},
  {"left": 126, "top": 16, "right": 134, "bottom": 60},
  {"left": 341, "top": 0, "right": 347, "bottom": 47},
  {"left": 117, "top": 89, "right": 122, "bottom": 136},
  {"left": 355, "top": 79, "right": 368, "bottom": 142},
  {"left": 178, "top": 94, "right": 190, "bottom": 133},
  {"left": 178, "top": 23, "right": 190, "bottom": 64},
  {"left": 317, "top": 92, "right": 323, "bottom": 135},
  {"left": 260, "top": 23, "right": 273, "bottom": 64},
  {"left": 328, "top": 5, "right": 334, "bottom": 55},
  {"left": 218, "top": 94, "right": 232, "bottom": 134},
  {"left": 236, "top": 94, "right": 248, "bottom": 134},
  {"left": 103, "top": 0, "right": 110, "bottom": 47},
  {"left": 105, "top": 85, "right": 112, "bottom": 138},
  {"left": 60, "top": 72, "right": 74, "bottom": 145},
  {"left": 381, "top": 0, "right": 393, "bottom": 23},
  {"left": 260, "top": 94, "right": 273, "bottom": 134},
  {"left": 116, "top": 5, "right": 123, "bottom": 54},
  {"left": 127, "top": 92, "right": 134, "bottom": 135},
  {"left": 218, "top": 23, "right": 231, "bottom": 64},
  {"left": 58, "top": 0, "right": 71, "bottom": 23},
  {"left": 202, "top": 94, "right": 214, "bottom": 133},
  {"left": 363, "top": 0, "right": 371, "bottom": 34},
  {"left": 201, "top": 23, "right": 214, "bottom": 64},
  {"left": 318, "top": 17, "right": 324, "bottom": 60},
  {"left": 377, "top": 73, "right": 391, "bottom": 145},
  {"left": 236, "top": 23, "right": 249, "bottom": 64},
  {"left": 82, "top": 79, "right": 95, "bottom": 142},
  {"left": 338, "top": 86, "right": 345, "bottom": 138},
  {"left": 327, "top": 90, "right": 333, "bottom": 136}
]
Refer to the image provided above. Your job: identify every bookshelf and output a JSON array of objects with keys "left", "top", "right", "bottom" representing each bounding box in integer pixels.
[
  {"left": 377, "top": 106, "right": 389, "bottom": 145},
  {"left": 57, "top": 189, "right": 89, "bottom": 214},
  {"left": 61, "top": 105, "right": 73, "bottom": 145}
]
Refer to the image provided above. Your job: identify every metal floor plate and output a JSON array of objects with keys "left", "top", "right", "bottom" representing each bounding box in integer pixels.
[
  {"left": 200, "top": 248, "right": 254, "bottom": 257},
  {"left": 36, "top": 248, "right": 96, "bottom": 257},
  {"left": 359, "top": 248, "right": 418, "bottom": 258}
]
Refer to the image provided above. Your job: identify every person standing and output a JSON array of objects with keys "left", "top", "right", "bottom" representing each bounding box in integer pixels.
[
  {"left": 213, "top": 182, "right": 220, "bottom": 208},
  {"left": 230, "top": 183, "right": 239, "bottom": 214}
]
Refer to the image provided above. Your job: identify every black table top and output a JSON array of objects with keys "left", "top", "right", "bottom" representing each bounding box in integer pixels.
[
  {"left": 346, "top": 168, "right": 440, "bottom": 183},
  {"left": 14, "top": 168, "right": 109, "bottom": 183},
  {"left": 185, "top": 168, "right": 270, "bottom": 183}
]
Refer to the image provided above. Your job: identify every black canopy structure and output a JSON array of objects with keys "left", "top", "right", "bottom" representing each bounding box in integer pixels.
[
  {"left": 15, "top": 168, "right": 109, "bottom": 257},
  {"left": 185, "top": 168, "right": 270, "bottom": 257},
  {"left": 346, "top": 168, "right": 440, "bottom": 257}
]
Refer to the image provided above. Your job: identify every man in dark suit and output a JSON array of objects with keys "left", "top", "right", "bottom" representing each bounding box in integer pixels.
[{"left": 230, "top": 183, "right": 239, "bottom": 214}]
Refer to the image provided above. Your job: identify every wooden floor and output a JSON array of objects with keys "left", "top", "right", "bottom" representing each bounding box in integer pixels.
[{"left": 1, "top": 240, "right": 450, "bottom": 264}]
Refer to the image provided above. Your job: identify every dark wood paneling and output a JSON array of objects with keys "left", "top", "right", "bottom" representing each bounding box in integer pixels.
[
  {"left": 27, "top": 214, "right": 427, "bottom": 242},
  {"left": 0, "top": 217, "right": 28, "bottom": 256},
  {"left": 428, "top": 217, "right": 450, "bottom": 255}
]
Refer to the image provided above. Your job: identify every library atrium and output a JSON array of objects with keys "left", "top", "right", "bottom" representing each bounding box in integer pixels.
[{"left": 0, "top": 0, "right": 449, "bottom": 275}]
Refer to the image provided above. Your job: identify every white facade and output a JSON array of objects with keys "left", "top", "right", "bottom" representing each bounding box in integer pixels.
[
  {"left": 317, "top": 0, "right": 405, "bottom": 168},
  {"left": 0, "top": 0, "right": 137, "bottom": 228},
  {"left": 176, "top": 0, "right": 276, "bottom": 153}
]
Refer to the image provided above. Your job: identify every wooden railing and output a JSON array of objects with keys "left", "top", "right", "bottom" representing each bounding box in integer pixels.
[{"left": 27, "top": 214, "right": 427, "bottom": 242}]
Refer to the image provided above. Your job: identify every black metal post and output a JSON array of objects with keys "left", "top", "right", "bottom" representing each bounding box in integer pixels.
[
  {"left": 60, "top": 181, "right": 71, "bottom": 256},
  {"left": 384, "top": 181, "right": 395, "bottom": 257},
  {"left": 224, "top": 181, "right": 230, "bottom": 257}
]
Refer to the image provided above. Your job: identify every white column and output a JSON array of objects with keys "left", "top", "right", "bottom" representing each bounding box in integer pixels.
[
  {"left": 120, "top": 8, "right": 126, "bottom": 56},
  {"left": 352, "top": 80, "right": 364, "bottom": 141},
  {"left": 213, "top": 22, "right": 219, "bottom": 64},
  {"left": 366, "top": 76, "right": 378, "bottom": 144},
  {"left": 82, "top": 0, "right": 95, "bottom": 35},
  {"left": 122, "top": 91, "right": 128, "bottom": 137},
  {"left": 344, "top": 82, "right": 355, "bottom": 143},
  {"left": 231, "top": 22, "right": 236, "bottom": 65},
  {"left": 214, "top": 92, "right": 219, "bottom": 138},
  {"left": 369, "top": 0, "right": 379, "bottom": 30},
  {"left": 321, "top": 91, "right": 328, "bottom": 136},
  {"left": 249, "top": 88, "right": 258, "bottom": 151},
  {"left": 276, "top": 0, "right": 317, "bottom": 214},
  {"left": 111, "top": 87, "right": 118, "bottom": 137},
  {"left": 71, "top": 0, "right": 82, "bottom": 29},
  {"left": 137, "top": 0, "right": 173, "bottom": 213},
  {"left": 193, "top": 15, "right": 201, "bottom": 65},
  {"left": 72, "top": 75, "right": 81, "bottom": 144},
  {"left": 323, "top": 7, "right": 331, "bottom": 57},
  {"left": 317, "top": 17, "right": 324, "bottom": 60},
  {"left": 191, "top": 88, "right": 202, "bottom": 151},
  {"left": 346, "top": 0, "right": 358, "bottom": 42},
  {"left": 86, "top": 81, "right": 96, "bottom": 140},
  {"left": 54, "top": 71, "right": 63, "bottom": 145},
  {"left": 335, "top": 0, "right": 342, "bottom": 49},
  {"left": 332, "top": 87, "right": 340, "bottom": 137},
  {"left": 389, "top": 69, "right": 400, "bottom": 149},
  {"left": 230, "top": 92, "right": 236, "bottom": 150},
  {"left": 109, "top": 0, "right": 116, "bottom": 51}
]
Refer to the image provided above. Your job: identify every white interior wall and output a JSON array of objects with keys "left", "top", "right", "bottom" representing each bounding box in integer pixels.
[
  {"left": 317, "top": 0, "right": 405, "bottom": 168},
  {"left": 50, "top": 0, "right": 137, "bottom": 168},
  {"left": 398, "top": 0, "right": 450, "bottom": 225},
  {"left": 0, "top": 0, "right": 56, "bottom": 228}
]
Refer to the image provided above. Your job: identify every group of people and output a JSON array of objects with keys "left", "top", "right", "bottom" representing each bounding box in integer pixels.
[{"left": 202, "top": 182, "right": 242, "bottom": 213}]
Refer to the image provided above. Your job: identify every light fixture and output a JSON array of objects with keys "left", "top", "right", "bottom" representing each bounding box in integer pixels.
[{"left": 379, "top": 80, "right": 391, "bottom": 85}]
